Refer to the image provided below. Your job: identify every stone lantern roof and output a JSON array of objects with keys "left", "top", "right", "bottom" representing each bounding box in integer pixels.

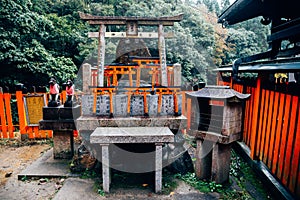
[{"left": 186, "top": 86, "right": 250, "bottom": 101}]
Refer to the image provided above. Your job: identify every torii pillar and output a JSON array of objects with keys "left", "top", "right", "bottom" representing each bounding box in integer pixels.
[
  {"left": 97, "top": 24, "right": 106, "bottom": 87},
  {"left": 158, "top": 24, "right": 168, "bottom": 86}
]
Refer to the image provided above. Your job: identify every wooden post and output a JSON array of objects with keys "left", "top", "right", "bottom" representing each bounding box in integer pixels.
[
  {"left": 250, "top": 74, "right": 262, "bottom": 159},
  {"left": 3, "top": 93, "right": 13, "bottom": 138},
  {"left": 181, "top": 92, "right": 186, "bottom": 116},
  {"left": 98, "top": 24, "right": 106, "bottom": 87},
  {"left": 0, "top": 87, "right": 7, "bottom": 138},
  {"left": 158, "top": 24, "right": 168, "bottom": 86},
  {"left": 16, "top": 90, "right": 27, "bottom": 140}
]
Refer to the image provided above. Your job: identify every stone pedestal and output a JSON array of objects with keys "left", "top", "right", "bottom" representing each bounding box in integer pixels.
[
  {"left": 53, "top": 131, "right": 74, "bottom": 159},
  {"left": 192, "top": 130, "right": 241, "bottom": 184},
  {"left": 39, "top": 105, "right": 81, "bottom": 159}
]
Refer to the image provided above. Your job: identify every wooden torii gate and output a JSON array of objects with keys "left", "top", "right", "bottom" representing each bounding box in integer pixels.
[{"left": 79, "top": 12, "right": 183, "bottom": 87}]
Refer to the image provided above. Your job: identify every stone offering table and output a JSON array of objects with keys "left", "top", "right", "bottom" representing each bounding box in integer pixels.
[
  {"left": 90, "top": 127, "right": 174, "bottom": 193},
  {"left": 39, "top": 105, "right": 81, "bottom": 159}
]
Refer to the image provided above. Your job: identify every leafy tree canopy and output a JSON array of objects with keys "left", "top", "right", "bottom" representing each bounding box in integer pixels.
[{"left": 0, "top": 0, "right": 269, "bottom": 88}]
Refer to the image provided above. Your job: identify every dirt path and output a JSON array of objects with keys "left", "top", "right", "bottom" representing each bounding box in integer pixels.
[
  {"left": 0, "top": 141, "right": 63, "bottom": 200},
  {"left": 0, "top": 143, "right": 50, "bottom": 186}
]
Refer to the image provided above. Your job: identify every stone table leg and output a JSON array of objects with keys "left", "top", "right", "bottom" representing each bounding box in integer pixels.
[
  {"left": 101, "top": 144, "right": 110, "bottom": 193},
  {"left": 155, "top": 143, "right": 163, "bottom": 193}
]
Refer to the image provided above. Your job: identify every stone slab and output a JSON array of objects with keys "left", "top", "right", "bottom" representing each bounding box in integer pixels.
[
  {"left": 53, "top": 178, "right": 100, "bottom": 200},
  {"left": 81, "top": 95, "right": 111, "bottom": 116},
  {"left": 76, "top": 115, "right": 187, "bottom": 131},
  {"left": 39, "top": 120, "right": 76, "bottom": 131},
  {"left": 191, "top": 130, "right": 241, "bottom": 144},
  {"left": 90, "top": 127, "right": 174, "bottom": 144},
  {"left": 18, "top": 148, "right": 74, "bottom": 179},
  {"left": 42, "top": 105, "right": 81, "bottom": 120}
]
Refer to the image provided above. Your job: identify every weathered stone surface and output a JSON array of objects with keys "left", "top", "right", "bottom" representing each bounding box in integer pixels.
[
  {"left": 82, "top": 63, "right": 91, "bottom": 94},
  {"left": 173, "top": 63, "right": 182, "bottom": 86},
  {"left": 90, "top": 127, "right": 174, "bottom": 144},
  {"left": 147, "top": 94, "right": 158, "bottom": 116},
  {"left": 160, "top": 95, "right": 174, "bottom": 115},
  {"left": 42, "top": 105, "right": 81, "bottom": 120},
  {"left": 194, "top": 131, "right": 239, "bottom": 184},
  {"left": 222, "top": 104, "right": 242, "bottom": 136},
  {"left": 113, "top": 94, "right": 128, "bottom": 117},
  {"left": 155, "top": 144, "right": 163, "bottom": 193},
  {"left": 101, "top": 144, "right": 110, "bottom": 193},
  {"left": 39, "top": 120, "right": 76, "bottom": 131},
  {"left": 53, "top": 131, "right": 73, "bottom": 159},
  {"left": 191, "top": 130, "right": 241, "bottom": 144},
  {"left": 81, "top": 95, "right": 110, "bottom": 116},
  {"left": 76, "top": 116, "right": 187, "bottom": 131},
  {"left": 95, "top": 95, "right": 111, "bottom": 116},
  {"left": 211, "top": 143, "right": 231, "bottom": 183},
  {"left": 81, "top": 95, "right": 93, "bottom": 116},
  {"left": 130, "top": 95, "right": 144, "bottom": 116},
  {"left": 195, "top": 139, "right": 212, "bottom": 180}
]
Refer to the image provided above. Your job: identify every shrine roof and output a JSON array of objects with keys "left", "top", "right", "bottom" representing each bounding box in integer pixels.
[
  {"left": 214, "top": 58, "right": 300, "bottom": 72},
  {"left": 218, "top": 0, "right": 299, "bottom": 25},
  {"left": 186, "top": 86, "right": 250, "bottom": 100}
]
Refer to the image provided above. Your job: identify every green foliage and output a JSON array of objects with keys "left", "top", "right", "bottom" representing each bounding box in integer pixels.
[
  {"left": 21, "top": 175, "right": 28, "bottom": 181},
  {"left": 0, "top": 0, "right": 269, "bottom": 88},
  {"left": 0, "top": 0, "right": 81, "bottom": 87},
  {"left": 162, "top": 171, "right": 179, "bottom": 194},
  {"left": 80, "top": 168, "right": 97, "bottom": 179},
  {"left": 175, "top": 172, "right": 223, "bottom": 193}
]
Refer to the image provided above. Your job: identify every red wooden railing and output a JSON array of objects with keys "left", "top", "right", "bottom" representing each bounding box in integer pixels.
[
  {"left": 217, "top": 76, "right": 300, "bottom": 197},
  {"left": 0, "top": 89, "right": 53, "bottom": 139}
]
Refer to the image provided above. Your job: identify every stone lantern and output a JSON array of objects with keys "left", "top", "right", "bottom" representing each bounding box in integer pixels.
[{"left": 186, "top": 86, "right": 250, "bottom": 183}]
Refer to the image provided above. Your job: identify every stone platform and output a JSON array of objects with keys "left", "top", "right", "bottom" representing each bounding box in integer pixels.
[
  {"left": 18, "top": 148, "right": 74, "bottom": 179},
  {"left": 76, "top": 115, "right": 187, "bottom": 131}
]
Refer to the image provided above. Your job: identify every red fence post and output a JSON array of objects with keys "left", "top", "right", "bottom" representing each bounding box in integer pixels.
[
  {"left": 4, "top": 92, "right": 14, "bottom": 138},
  {"left": 0, "top": 87, "right": 8, "bottom": 138},
  {"left": 249, "top": 74, "right": 262, "bottom": 160},
  {"left": 16, "top": 89, "right": 27, "bottom": 140}
]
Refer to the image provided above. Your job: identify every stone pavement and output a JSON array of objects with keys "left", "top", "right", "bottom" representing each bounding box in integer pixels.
[
  {"left": 18, "top": 148, "right": 219, "bottom": 200},
  {"left": 18, "top": 148, "right": 72, "bottom": 179}
]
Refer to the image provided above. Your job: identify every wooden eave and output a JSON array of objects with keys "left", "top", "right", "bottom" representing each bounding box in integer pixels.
[{"left": 218, "top": 0, "right": 299, "bottom": 25}]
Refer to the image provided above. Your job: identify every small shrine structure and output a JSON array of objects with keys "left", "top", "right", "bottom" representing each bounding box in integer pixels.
[{"left": 77, "top": 13, "right": 189, "bottom": 193}]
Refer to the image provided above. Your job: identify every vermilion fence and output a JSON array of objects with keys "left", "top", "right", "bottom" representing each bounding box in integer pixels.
[
  {"left": 0, "top": 89, "right": 53, "bottom": 139},
  {"left": 217, "top": 77, "right": 300, "bottom": 198}
]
